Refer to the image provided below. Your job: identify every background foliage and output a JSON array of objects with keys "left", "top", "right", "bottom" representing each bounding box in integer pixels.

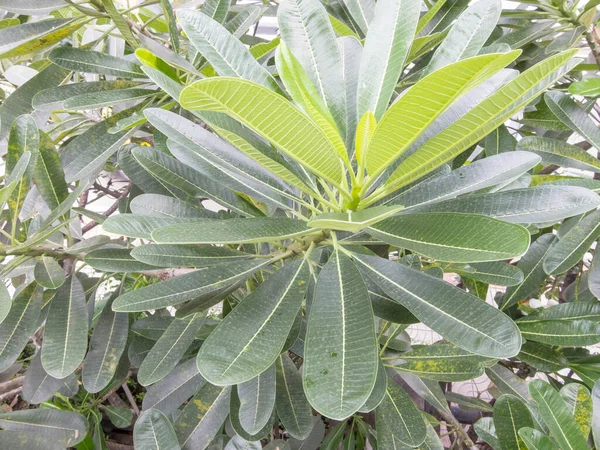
[{"left": 1, "top": 0, "right": 600, "bottom": 449}]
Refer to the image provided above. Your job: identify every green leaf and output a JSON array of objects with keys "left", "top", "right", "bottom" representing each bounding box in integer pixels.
[
  {"left": 474, "top": 417, "right": 502, "bottom": 449},
  {"left": 425, "top": 0, "right": 501, "bottom": 74},
  {"left": 142, "top": 358, "right": 206, "bottom": 415},
  {"left": 543, "top": 209, "right": 600, "bottom": 275},
  {"left": 113, "top": 260, "right": 269, "bottom": 313},
  {"left": 84, "top": 248, "right": 160, "bottom": 273},
  {"left": 131, "top": 146, "right": 262, "bottom": 217},
  {"left": 153, "top": 218, "right": 311, "bottom": 245},
  {"left": 518, "top": 319, "right": 600, "bottom": 346},
  {"left": 225, "top": 436, "right": 261, "bottom": 450},
  {"left": 560, "top": 383, "right": 592, "bottom": 438},
  {"left": 276, "top": 353, "right": 314, "bottom": 440},
  {"left": 134, "top": 409, "right": 180, "bottom": 450},
  {"left": 368, "top": 212, "right": 530, "bottom": 263},
  {"left": 486, "top": 364, "right": 531, "bottom": 403},
  {"left": 518, "top": 136, "right": 600, "bottom": 173},
  {"left": 33, "top": 131, "right": 68, "bottom": 211},
  {"left": 42, "top": 276, "right": 88, "bottom": 378},
  {"left": 341, "top": 0, "right": 373, "bottom": 34},
  {"left": 63, "top": 88, "right": 156, "bottom": 110},
  {"left": 501, "top": 234, "right": 555, "bottom": 310},
  {"left": 105, "top": 406, "right": 133, "bottom": 429},
  {"left": 494, "top": 394, "right": 534, "bottom": 450},
  {"left": 102, "top": 214, "right": 205, "bottom": 240},
  {"left": 545, "top": 91, "right": 600, "bottom": 149},
  {"left": 529, "top": 380, "right": 589, "bottom": 450},
  {"left": 381, "top": 49, "right": 578, "bottom": 195},
  {"left": 353, "top": 254, "right": 522, "bottom": 358},
  {"left": 445, "top": 392, "right": 493, "bottom": 413},
  {"left": 49, "top": 47, "right": 145, "bottom": 78},
  {"left": 236, "top": 364, "right": 276, "bottom": 436},
  {"left": 364, "top": 52, "right": 518, "bottom": 178},
  {"left": 569, "top": 78, "right": 600, "bottom": 96},
  {"left": 358, "top": 358, "right": 387, "bottom": 412},
  {"left": 376, "top": 376, "right": 427, "bottom": 447},
  {"left": 33, "top": 256, "right": 65, "bottom": 289},
  {"left": 303, "top": 250, "right": 378, "bottom": 420},
  {"left": 179, "top": 78, "right": 346, "bottom": 189},
  {"left": 518, "top": 428, "right": 559, "bottom": 450},
  {"left": 0, "top": 18, "right": 85, "bottom": 59},
  {"left": 356, "top": 0, "right": 420, "bottom": 120},
  {"left": 415, "top": 186, "right": 600, "bottom": 224},
  {"left": 0, "top": 284, "right": 10, "bottom": 325},
  {"left": 100, "top": 0, "right": 138, "bottom": 49},
  {"left": 174, "top": 384, "right": 231, "bottom": 449},
  {"left": 0, "top": 283, "right": 42, "bottom": 372},
  {"left": 82, "top": 293, "right": 128, "bottom": 393},
  {"left": 197, "top": 259, "right": 309, "bottom": 385},
  {"left": 592, "top": 379, "right": 600, "bottom": 446},
  {"left": 178, "top": 10, "right": 277, "bottom": 91},
  {"left": 159, "top": 0, "right": 179, "bottom": 51},
  {"left": 33, "top": 80, "right": 142, "bottom": 110},
  {"left": 22, "top": 351, "right": 76, "bottom": 405},
  {"left": 278, "top": 0, "right": 347, "bottom": 137},
  {"left": 201, "top": 0, "right": 231, "bottom": 23},
  {"left": 308, "top": 206, "right": 404, "bottom": 232},
  {"left": 0, "top": 0, "right": 66, "bottom": 14},
  {"left": 452, "top": 261, "right": 524, "bottom": 286},
  {"left": 0, "top": 64, "right": 68, "bottom": 140},
  {"left": 138, "top": 314, "right": 205, "bottom": 386},
  {"left": 485, "top": 125, "right": 516, "bottom": 156},
  {"left": 389, "top": 151, "right": 541, "bottom": 207},
  {"left": 275, "top": 41, "right": 347, "bottom": 165},
  {"left": 0, "top": 410, "right": 88, "bottom": 446},
  {"left": 131, "top": 245, "right": 252, "bottom": 268},
  {"left": 518, "top": 341, "right": 567, "bottom": 372}
]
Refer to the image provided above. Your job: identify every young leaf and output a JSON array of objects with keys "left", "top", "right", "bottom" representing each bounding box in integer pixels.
[
  {"left": 42, "top": 276, "right": 89, "bottom": 379},
  {"left": 356, "top": 0, "right": 420, "bottom": 120},
  {"left": 197, "top": 260, "right": 309, "bottom": 385},
  {"left": 303, "top": 250, "right": 378, "bottom": 420},
  {"left": 179, "top": 78, "right": 346, "bottom": 189}
]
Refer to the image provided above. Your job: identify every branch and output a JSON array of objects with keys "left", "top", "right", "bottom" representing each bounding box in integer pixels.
[{"left": 82, "top": 183, "right": 132, "bottom": 234}]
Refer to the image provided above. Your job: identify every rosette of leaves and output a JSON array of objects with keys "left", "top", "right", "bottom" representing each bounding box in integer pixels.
[{"left": 1, "top": 0, "right": 600, "bottom": 448}]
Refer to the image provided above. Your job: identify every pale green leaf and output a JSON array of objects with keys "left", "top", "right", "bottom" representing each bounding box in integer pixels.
[
  {"left": 33, "top": 256, "right": 65, "bottom": 289},
  {"left": 134, "top": 409, "right": 180, "bottom": 450},
  {"left": 276, "top": 353, "right": 314, "bottom": 440},
  {"left": 358, "top": 358, "right": 387, "bottom": 412},
  {"left": 356, "top": 0, "right": 420, "bottom": 120},
  {"left": 236, "top": 365, "right": 276, "bottom": 436},
  {"left": 518, "top": 136, "right": 600, "bottom": 173},
  {"left": 545, "top": 91, "right": 600, "bottom": 149},
  {"left": 307, "top": 205, "right": 404, "bottom": 232},
  {"left": 84, "top": 248, "right": 160, "bottom": 273},
  {"left": 131, "top": 245, "right": 252, "bottom": 268},
  {"left": 105, "top": 406, "right": 133, "bottom": 429},
  {"left": 49, "top": 47, "right": 145, "bottom": 78},
  {"left": 0, "top": 410, "right": 87, "bottom": 446}
]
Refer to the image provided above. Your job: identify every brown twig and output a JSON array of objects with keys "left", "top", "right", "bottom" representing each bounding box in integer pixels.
[
  {"left": 121, "top": 383, "right": 140, "bottom": 416},
  {"left": 0, "top": 387, "right": 22, "bottom": 402},
  {"left": 93, "top": 182, "right": 124, "bottom": 198},
  {"left": 82, "top": 183, "right": 132, "bottom": 234}
]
